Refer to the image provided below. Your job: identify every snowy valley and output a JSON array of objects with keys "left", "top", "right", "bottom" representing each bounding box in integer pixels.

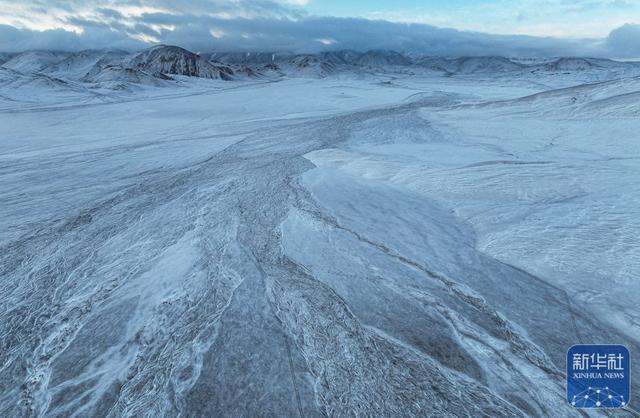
[{"left": 1, "top": 46, "right": 639, "bottom": 417}]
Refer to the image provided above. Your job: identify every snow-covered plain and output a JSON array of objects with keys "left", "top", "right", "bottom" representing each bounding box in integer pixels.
[{"left": 1, "top": 51, "right": 639, "bottom": 417}]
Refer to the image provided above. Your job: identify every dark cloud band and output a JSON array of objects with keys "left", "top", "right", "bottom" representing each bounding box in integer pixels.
[{"left": 0, "top": 13, "right": 638, "bottom": 58}]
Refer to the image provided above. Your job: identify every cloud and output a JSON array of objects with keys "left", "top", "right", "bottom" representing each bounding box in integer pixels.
[
  {"left": 149, "top": 16, "right": 587, "bottom": 56},
  {"left": 605, "top": 23, "right": 640, "bottom": 57},
  {"left": 1, "top": 0, "right": 303, "bottom": 28},
  {"left": 0, "top": 24, "right": 144, "bottom": 51},
  {"left": 0, "top": 5, "right": 639, "bottom": 59}
]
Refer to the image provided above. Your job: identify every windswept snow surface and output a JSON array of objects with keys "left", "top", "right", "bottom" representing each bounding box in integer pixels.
[{"left": 1, "top": 63, "right": 639, "bottom": 417}]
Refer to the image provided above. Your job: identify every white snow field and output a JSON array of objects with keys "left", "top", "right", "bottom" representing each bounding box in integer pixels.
[{"left": 1, "top": 49, "right": 639, "bottom": 417}]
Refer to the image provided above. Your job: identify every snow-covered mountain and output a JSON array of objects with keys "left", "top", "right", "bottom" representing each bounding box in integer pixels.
[
  {"left": 1, "top": 45, "right": 639, "bottom": 110},
  {"left": 484, "top": 74, "right": 640, "bottom": 117},
  {"left": 4, "top": 46, "right": 639, "bottom": 86},
  {"left": 0, "top": 52, "right": 15, "bottom": 66},
  {"left": 82, "top": 65, "right": 168, "bottom": 89},
  {"left": 354, "top": 50, "right": 412, "bottom": 67},
  {"left": 207, "top": 51, "right": 279, "bottom": 65},
  {"left": 129, "top": 45, "right": 235, "bottom": 80},
  {"left": 208, "top": 51, "right": 337, "bottom": 78},
  {"left": 535, "top": 57, "right": 610, "bottom": 72},
  {"left": 413, "top": 56, "right": 523, "bottom": 75},
  {"left": 2, "top": 50, "right": 70, "bottom": 74},
  {"left": 0, "top": 66, "right": 100, "bottom": 109},
  {"left": 449, "top": 56, "right": 524, "bottom": 73},
  {"left": 284, "top": 55, "right": 337, "bottom": 78},
  {"left": 43, "top": 50, "right": 128, "bottom": 80},
  {"left": 318, "top": 50, "right": 363, "bottom": 65}
]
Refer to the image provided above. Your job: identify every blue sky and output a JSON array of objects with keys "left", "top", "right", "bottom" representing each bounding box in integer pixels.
[
  {"left": 304, "top": 0, "right": 639, "bottom": 37},
  {"left": 0, "top": 0, "right": 639, "bottom": 56}
]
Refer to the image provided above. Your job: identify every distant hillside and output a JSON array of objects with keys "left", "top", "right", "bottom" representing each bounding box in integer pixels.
[
  {"left": 2, "top": 46, "right": 640, "bottom": 87},
  {"left": 129, "top": 45, "right": 235, "bottom": 80}
]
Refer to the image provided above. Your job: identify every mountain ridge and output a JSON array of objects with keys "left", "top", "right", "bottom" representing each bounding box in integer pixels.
[{"left": 2, "top": 45, "right": 639, "bottom": 88}]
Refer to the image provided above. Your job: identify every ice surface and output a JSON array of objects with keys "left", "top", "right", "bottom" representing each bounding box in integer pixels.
[{"left": 1, "top": 55, "right": 639, "bottom": 417}]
